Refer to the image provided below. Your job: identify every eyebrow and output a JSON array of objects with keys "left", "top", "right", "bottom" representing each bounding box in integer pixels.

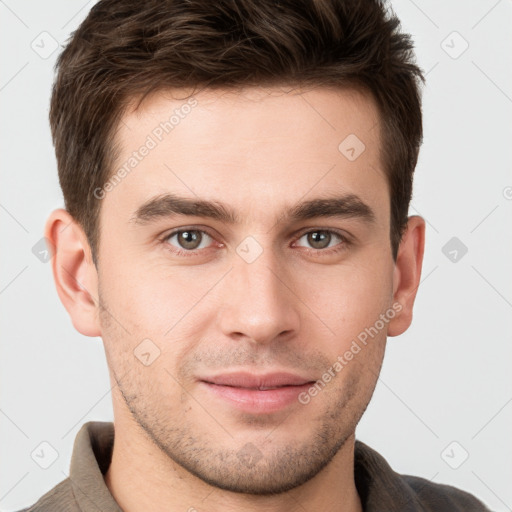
[{"left": 129, "top": 192, "right": 375, "bottom": 226}]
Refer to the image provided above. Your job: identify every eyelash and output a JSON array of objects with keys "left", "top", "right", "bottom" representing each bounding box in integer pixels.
[{"left": 159, "top": 227, "right": 351, "bottom": 258}]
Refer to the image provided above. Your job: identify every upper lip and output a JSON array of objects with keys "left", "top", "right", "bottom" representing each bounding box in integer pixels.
[{"left": 200, "top": 372, "right": 314, "bottom": 389}]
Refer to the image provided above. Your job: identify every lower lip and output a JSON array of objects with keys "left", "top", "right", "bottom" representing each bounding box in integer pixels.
[
  {"left": 200, "top": 381, "right": 313, "bottom": 414},
  {"left": 202, "top": 381, "right": 313, "bottom": 414}
]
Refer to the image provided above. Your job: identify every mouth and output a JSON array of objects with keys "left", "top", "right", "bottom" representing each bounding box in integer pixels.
[{"left": 198, "top": 372, "right": 316, "bottom": 414}]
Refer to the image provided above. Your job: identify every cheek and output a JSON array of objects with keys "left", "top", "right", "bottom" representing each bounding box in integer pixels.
[
  {"left": 99, "top": 250, "right": 207, "bottom": 332},
  {"left": 296, "top": 259, "right": 393, "bottom": 340}
]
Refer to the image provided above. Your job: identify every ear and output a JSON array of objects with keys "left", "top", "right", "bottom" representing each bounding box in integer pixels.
[
  {"left": 387, "top": 215, "right": 426, "bottom": 337},
  {"left": 44, "top": 209, "right": 101, "bottom": 337}
]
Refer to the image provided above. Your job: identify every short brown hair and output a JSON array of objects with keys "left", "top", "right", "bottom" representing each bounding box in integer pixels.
[{"left": 50, "top": 0, "right": 424, "bottom": 264}]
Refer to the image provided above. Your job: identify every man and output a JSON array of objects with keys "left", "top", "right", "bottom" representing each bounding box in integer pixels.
[{"left": 20, "top": 0, "right": 491, "bottom": 510}]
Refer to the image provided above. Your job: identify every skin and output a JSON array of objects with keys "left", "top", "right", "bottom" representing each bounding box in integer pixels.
[{"left": 46, "top": 85, "right": 425, "bottom": 512}]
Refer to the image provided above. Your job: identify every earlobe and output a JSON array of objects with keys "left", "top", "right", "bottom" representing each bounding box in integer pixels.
[
  {"left": 387, "top": 215, "right": 426, "bottom": 337},
  {"left": 45, "top": 209, "right": 101, "bottom": 337}
]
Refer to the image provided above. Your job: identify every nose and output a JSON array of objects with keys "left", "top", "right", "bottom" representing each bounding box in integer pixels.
[{"left": 217, "top": 241, "right": 301, "bottom": 346}]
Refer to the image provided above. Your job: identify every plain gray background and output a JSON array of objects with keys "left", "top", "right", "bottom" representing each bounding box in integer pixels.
[{"left": 1, "top": 1, "right": 511, "bottom": 511}]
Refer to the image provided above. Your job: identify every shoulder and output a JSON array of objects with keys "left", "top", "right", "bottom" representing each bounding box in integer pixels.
[
  {"left": 354, "top": 440, "right": 492, "bottom": 511},
  {"left": 401, "top": 473, "right": 492, "bottom": 511},
  {"left": 13, "top": 477, "right": 80, "bottom": 512}
]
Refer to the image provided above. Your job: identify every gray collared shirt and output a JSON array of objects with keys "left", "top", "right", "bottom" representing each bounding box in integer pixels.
[{"left": 18, "top": 421, "right": 491, "bottom": 511}]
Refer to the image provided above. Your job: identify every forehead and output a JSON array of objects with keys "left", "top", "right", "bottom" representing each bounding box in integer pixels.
[
  {"left": 105, "top": 85, "right": 388, "bottom": 227},
  {"left": 123, "top": 84, "right": 381, "bottom": 148}
]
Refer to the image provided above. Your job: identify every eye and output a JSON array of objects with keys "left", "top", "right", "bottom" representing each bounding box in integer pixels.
[
  {"left": 295, "top": 229, "right": 348, "bottom": 253},
  {"left": 160, "top": 227, "right": 349, "bottom": 258},
  {"left": 164, "top": 229, "right": 215, "bottom": 253}
]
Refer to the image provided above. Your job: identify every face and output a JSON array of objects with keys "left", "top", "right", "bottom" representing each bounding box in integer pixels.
[{"left": 96, "top": 86, "right": 396, "bottom": 494}]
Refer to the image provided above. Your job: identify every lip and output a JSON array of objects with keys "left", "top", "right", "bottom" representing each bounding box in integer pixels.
[{"left": 199, "top": 372, "right": 316, "bottom": 414}]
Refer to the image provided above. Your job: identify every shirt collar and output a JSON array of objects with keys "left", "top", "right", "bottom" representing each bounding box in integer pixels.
[
  {"left": 69, "top": 421, "right": 122, "bottom": 512},
  {"left": 354, "top": 439, "right": 426, "bottom": 511}
]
